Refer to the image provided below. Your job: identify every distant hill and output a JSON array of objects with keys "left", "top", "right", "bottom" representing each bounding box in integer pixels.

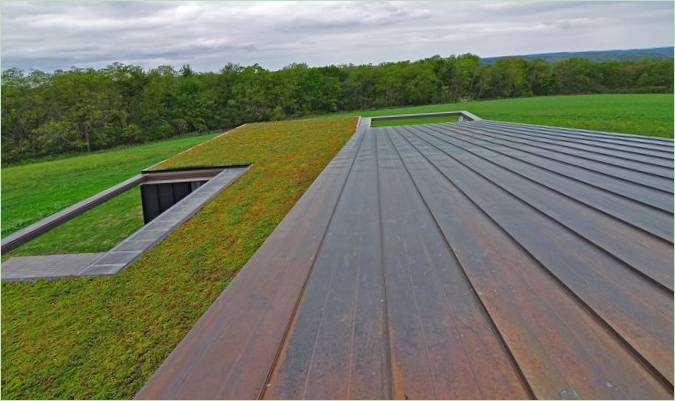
[{"left": 482, "top": 47, "right": 674, "bottom": 63}]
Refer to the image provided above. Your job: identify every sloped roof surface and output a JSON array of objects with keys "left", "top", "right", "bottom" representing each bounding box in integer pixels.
[{"left": 137, "top": 118, "right": 673, "bottom": 399}]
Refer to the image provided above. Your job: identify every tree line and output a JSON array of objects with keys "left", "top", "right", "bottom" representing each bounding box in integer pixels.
[{"left": 2, "top": 54, "right": 672, "bottom": 162}]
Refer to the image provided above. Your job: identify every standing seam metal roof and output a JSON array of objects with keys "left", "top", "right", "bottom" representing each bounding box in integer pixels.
[{"left": 137, "top": 118, "right": 673, "bottom": 400}]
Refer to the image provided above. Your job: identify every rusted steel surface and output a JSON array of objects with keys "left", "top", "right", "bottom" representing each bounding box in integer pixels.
[{"left": 137, "top": 119, "right": 673, "bottom": 399}]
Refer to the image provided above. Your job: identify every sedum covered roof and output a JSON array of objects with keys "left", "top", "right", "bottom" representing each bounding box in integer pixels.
[{"left": 138, "top": 118, "right": 673, "bottom": 400}]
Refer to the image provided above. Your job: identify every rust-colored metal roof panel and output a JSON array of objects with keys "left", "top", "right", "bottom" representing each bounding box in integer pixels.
[{"left": 136, "top": 118, "right": 673, "bottom": 399}]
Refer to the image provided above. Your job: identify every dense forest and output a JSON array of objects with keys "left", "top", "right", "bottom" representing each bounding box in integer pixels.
[{"left": 2, "top": 54, "right": 673, "bottom": 162}]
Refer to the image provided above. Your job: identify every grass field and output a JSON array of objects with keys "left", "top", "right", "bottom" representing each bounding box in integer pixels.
[
  {"left": 1, "top": 133, "right": 218, "bottom": 238},
  {"left": 1, "top": 117, "right": 357, "bottom": 399},
  {"left": 330, "top": 94, "right": 674, "bottom": 137},
  {"left": 3, "top": 189, "right": 143, "bottom": 260}
]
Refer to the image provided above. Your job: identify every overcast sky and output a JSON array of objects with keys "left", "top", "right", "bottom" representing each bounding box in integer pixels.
[{"left": 2, "top": 1, "right": 673, "bottom": 72}]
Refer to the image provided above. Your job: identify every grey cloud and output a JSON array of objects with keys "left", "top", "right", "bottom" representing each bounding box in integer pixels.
[{"left": 1, "top": 1, "right": 672, "bottom": 72}]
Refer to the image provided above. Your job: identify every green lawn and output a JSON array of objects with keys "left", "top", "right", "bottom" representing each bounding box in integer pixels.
[
  {"left": 370, "top": 115, "right": 459, "bottom": 127},
  {"left": 1, "top": 133, "right": 218, "bottom": 238},
  {"left": 324, "top": 94, "right": 674, "bottom": 138},
  {"left": 1, "top": 117, "right": 357, "bottom": 399},
  {"left": 3, "top": 189, "right": 143, "bottom": 260}
]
